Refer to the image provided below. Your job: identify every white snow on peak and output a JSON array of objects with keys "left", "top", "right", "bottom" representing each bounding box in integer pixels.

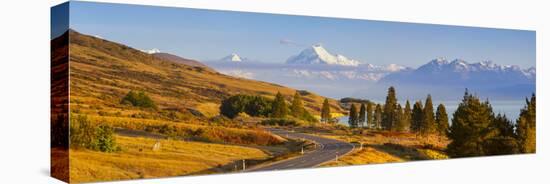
[
  {"left": 229, "top": 53, "right": 242, "bottom": 62},
  {"left": 220, "top": 53, "right": 243, "bottom": 62},
  {"left": 286, "top": 45, "right": 361, "bottom": 66},
  {"left": 430, "top": 57, "right": 449, "bottom": 65},
  {"left": 419, "top": 58, "right": 535, "bottom": 78}
]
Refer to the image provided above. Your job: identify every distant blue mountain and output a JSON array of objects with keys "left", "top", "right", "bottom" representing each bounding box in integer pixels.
[{"left": 379, "top": 58, "right": 535, "bottom": 99}]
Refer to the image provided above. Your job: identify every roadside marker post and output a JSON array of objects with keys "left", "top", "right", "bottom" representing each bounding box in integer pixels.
[
  {"left": 301, "top": 146, "right": 304, "bottom": 154},
  {"left": 242, "top": 160, "right": 246, "bottom": 171}
]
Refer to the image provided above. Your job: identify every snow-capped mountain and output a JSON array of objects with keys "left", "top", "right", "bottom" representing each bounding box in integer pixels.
[
  {"left": 219, "top": 53, "right": 245, "bottom": 62},
  {"left": 380, "top": 58, "right": 535, "bottom": 87},
  {"left": 286, "top": 44, "right": 361, "bottom": 66}
]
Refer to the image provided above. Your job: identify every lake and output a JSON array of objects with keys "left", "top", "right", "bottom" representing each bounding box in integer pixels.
[{"left": 338, "top": 100, "right": 526, "bottom": 126}]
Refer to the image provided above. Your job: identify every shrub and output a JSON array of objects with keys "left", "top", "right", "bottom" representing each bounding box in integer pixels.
[
  {"left": 145, "top": 124, "right": 178, "bottom": 138},
  {"left": 70, "top": 115, "right": 95, "bottom": 149},
  {"left": 121, "top": 90, "right": 157, "bottom": 109},
  {"left": 70, "top": 114, "right": 119, "bottom": 152},
  {"left": 93, "top": 125, "right": 120, "bottom": 152},
  {"left": 220, "top": 94, "right": 272, "bottom": 118}
]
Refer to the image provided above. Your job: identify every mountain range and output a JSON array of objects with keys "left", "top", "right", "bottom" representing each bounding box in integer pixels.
[
  {"left": 203, "top": 45, "right": 534, "bottom": 99},
  {"left": 380, "top": 57, "right": 535, "bottom": 86}
]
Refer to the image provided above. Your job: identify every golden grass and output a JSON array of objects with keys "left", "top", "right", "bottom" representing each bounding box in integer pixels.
[
  {"left": 196, "top": 102, "right": 220, "bottom": 118},
  {"left": 293, "top": 126, "right": 450, "bottom": 166},
  {"left": 69, "top": 135, "right": 269, "bottom": 183},
  {"left": 80, "top": 114, "right": 283, "bottom": 145},
  {"left": 417, "top": 149, "right": 449, "bottom": 160},
  {"left": 321, "top": 147, "right": 403, "bottom": 167}
]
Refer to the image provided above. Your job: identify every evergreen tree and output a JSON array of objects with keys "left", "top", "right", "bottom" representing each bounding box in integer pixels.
[
  {"left": 358, "top": 103, "right": 366, "bottom": 127},
  {"left": 382, "top": 86, "right": 398, "bottom": 130},
  {"left": 374, "top": 104, "right": 383, "bottom": 129},
  {"left": 271, "top": 92, "right": 288, "bottom": 118},
  {"left": 493, "top": 114, "right": 515, "bottom": 137},
  {"left": 321, "top": 98, "right": 331, "bottom": 123},
  {"left": 421, "top": 94, "right": 436, "bottom": 136},
  {"left": 290, "top": 91, "right": 304, "bottom": 117},
  {"left": 348, "top": 104, "right": 359, "bottom": 128},
  {"left": 220, "top": 94, "right": 272, "bottom": 118},
  {"left": 402, "top": 100, "right": 412, "bottom": 132},
  {"left": 394, "top": 104, "right": 407, "bottom": 132},
  {"left": 516, "top": 94, "right": 536, "bottom": 153},
  {"left": 411, "top": 101, "right": 423, "bottom": 133},
  {"left": 435, "top": 104, "right": 449, "bottom": 136},
  {"left": 447, "top": 90, "right": 496, "bottom": 157},
  {"left": 484, "top": 114, "right": 520, "bottom": 155},
  {"left": 366, "top": 102, "right": 373, "bottom": 128}
]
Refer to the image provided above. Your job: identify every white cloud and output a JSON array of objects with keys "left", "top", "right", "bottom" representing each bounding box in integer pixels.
[{"left": 220, "top": 70, "right": 254, "bottom": 79}]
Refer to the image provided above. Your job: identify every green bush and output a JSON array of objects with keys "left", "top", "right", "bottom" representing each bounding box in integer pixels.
[
  {"left": 70, "top": 115, "right": 95, "bottom": 149},
  {"left": 121, "top": 90, "right": 157, "bottom": 109},
  {"left": 93, "top": 125, "right": 120, "bottom": 152},
  {"left": 70, "top": 114, "right": 119, "bottom": 152},
  {"left": 220, "top": 94, "right": 272, "bottom": 118}
]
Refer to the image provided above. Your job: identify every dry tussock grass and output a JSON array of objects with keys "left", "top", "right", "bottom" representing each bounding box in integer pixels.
[{"left": 70, "top": 135, "right": 269, "bottom": 183}]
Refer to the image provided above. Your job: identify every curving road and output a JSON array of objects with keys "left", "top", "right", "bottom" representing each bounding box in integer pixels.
[{"left": 248, "top": 128, "right": 354, "bottom": 172}]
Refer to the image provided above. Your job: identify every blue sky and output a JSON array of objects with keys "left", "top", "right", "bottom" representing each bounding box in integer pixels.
[{"left": 65, "top": 1, "right": 535, "bottom": 68}]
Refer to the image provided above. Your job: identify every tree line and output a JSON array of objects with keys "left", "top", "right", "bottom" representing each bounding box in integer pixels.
[
  {"left": 220, "top": 91, "right": 316, "bottom": 122},
  {"left": 346, "top": 86, "right": 536, "bottom": 157}
]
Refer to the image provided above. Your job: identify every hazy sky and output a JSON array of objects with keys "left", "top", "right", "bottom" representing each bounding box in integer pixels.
[{"left": 65, "top": 1, "right": 535, "bottom": 68}]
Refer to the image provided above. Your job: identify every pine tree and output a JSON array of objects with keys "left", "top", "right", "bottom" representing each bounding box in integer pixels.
[
  {"left": 382, "top": 86, "right": 398, "bottom": 130},
  {"left": 484, "top": 113, "right": 520, "bottom": 155},
  {"left": 494, "top": 114, "right": 515, "bottom": 137},
  {"left": 402, "top": 100, "right": 412, "bottom": 132},
  {"left": 321, "top": 98, "right": 331, "bottom": 123},
  {"left": 435, "top": 104, "right": 449, "bottom": 136},
  {"left": 516, "top": 94, "right": 536, "bottom": 153},
  {"left": 290, "top": 91, "right": 304, "bottom": 117},
  {"left": 411, "top": 101, "right": 423, "bottom": 133},
  {"left": 447, "top": 90, "right": 495, "bottom": 157},
  {"left": 366, "top": 102, "right": 373, "bottom": 128},
  {"left": 395, "top": 104, "right": 407, "bottom": 132},
  {"left": 348, "top": 104, "right": 359, "bottom": 128},
  {"left": 421, "top": 94, "right": 436, "bottom": 136},
  {"left": 271, "top": 92, "right": 287, "bottom": 118},
  {"left": 374, "top": 104, "right": 383, "bottom": 129},
  {"left": 359, "top": 103, "right": 366, "bottom": 128}
]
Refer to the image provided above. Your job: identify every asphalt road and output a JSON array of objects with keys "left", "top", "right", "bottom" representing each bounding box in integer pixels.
[{"left": 247, "top": 128, "right": 354, "bottom": 172}]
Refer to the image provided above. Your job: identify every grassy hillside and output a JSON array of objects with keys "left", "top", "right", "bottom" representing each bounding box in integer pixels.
[
  {"left": 65, "top": 30, "right": 345, "bottom": 182},
  {"left": 70, "top": 135, "right": 269, "bottom": 183},
  {"left": 68, "top": 29, "right": 343, "bottom": 119}
]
